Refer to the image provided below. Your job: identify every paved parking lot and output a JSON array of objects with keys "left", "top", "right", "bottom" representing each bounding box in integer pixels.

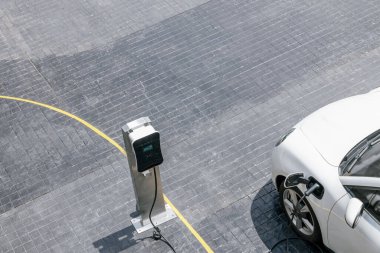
[{"left": 1, "top": 0, "right": 380, "bottom": 252}]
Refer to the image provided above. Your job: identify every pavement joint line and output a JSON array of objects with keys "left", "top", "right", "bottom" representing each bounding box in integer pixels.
[{"left": 0, "top": 95, "right": 215, "bottom": 253}]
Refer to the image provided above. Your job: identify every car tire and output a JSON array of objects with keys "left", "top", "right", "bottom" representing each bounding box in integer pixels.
[{"left": 279, "top": 181, "right": 322, "bottom": 243}]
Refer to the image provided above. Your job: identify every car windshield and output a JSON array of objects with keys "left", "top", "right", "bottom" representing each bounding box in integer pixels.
[{"left": 341, "top": 129, "right": 380, "bottom": 176}]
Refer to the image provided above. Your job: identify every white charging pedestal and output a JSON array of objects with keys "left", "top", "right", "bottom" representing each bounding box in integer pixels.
[{"left": 122, "top": 117, "right": 176, "bottom": 233}]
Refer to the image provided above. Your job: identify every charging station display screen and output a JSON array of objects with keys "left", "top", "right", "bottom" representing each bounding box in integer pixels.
[
  {"left": 143, "top": 144, "right": 153, "bottom": 152},
  {"left": 133, "top": 132, "right": 163, "bottom": 172}
]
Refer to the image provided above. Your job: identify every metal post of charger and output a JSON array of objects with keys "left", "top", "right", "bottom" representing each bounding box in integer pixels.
[{"left": 122, "top": 117, "right": 176, "bottom": 233}]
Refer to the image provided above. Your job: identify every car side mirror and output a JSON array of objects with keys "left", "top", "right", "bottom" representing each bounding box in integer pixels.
[
  {"left": 345, "top": 198, "right": 364, "bottom": 228},
  {"left": 284, "top": 173, "right": 304, "bottom": 188}
]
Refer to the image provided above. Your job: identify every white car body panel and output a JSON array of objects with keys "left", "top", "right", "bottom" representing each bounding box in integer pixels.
[
  {"left": 370, "top": 87, "right": 380, "bottom": 93},
  {"left": 339, "top": 176, "right": 380, "bottom": 187},
  {"left": 271, "top": 128, "right": 347, "bottom": 246},
  {"left": 271, "top": 88, "right": 380, "bottom": 253},
  {"left": 328, "top": 194, "right": 380, "bottom": 252},
  {"left": 299, "top": 92, "right": 380, "bottom": 166}
]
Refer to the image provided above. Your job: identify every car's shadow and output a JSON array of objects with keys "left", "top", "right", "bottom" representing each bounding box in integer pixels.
[{"left": 251, "top": 180, "right": 329, "bottom": 253}]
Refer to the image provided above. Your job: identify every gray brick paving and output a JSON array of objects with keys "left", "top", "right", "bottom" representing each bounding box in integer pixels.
[
  {"left": 1, "top": 0, "right": 380, "bottom": 252},
  {"left": 0, "top": 0, "right": 209, "bottom": 60}
]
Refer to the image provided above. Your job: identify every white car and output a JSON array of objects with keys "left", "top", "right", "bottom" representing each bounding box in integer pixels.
[{"left": 271, "top": 87, "right": 380, "bottom": 252}]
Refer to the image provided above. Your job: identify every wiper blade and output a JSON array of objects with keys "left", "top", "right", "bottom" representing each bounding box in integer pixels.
[
  {"left": 370, "top": 134, "right": 380, "bottom": 146},
  {"left": 341, "top": 129, "right": 380, "bottom": 175},
  {"left": 346, "top": 144, "right": 370, "bottom": 174}
]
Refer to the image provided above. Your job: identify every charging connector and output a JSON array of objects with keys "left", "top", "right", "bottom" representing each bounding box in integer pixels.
[{"left": 305, "top": 183, "right": 320, "bottom": 197}]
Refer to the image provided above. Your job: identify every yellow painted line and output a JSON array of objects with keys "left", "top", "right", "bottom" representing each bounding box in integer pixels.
[
  {"left": 0, "top": 95, "right": 126, "bottom": 155},
  {"left": 163, "top": 195, "right": 214, "bottom": 253},
  {"left": 0, "top": 95, "right": 214, "bottom": 253}
]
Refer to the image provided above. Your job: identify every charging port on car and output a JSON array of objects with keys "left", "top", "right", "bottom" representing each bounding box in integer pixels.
[{"left": 307, "top": 177, "right": 324, "bottom": 199}]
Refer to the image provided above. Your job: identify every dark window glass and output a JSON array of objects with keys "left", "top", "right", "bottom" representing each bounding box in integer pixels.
[
  {"left": 347, "top": 186, "right": 380, "bottom": 223},
  {"left": 347, "top": 142, "right": 380, "bottom": 177}
]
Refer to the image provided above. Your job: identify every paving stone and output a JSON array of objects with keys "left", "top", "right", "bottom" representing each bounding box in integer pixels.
[{"left": 1, "top": 0, "right": 380, "bottom": 252}]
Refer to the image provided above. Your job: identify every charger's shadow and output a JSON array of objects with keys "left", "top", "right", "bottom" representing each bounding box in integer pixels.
[
  {"left": 251, "top": 180, "right": 327, "bottom": 253},
  {"left": 92, "top": 225, "right": 148, "bottom": 253}
]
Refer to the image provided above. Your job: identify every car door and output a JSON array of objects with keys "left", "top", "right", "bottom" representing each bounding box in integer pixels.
[{"left": 327, "top": 187, "right": 380, "bottom": 253}]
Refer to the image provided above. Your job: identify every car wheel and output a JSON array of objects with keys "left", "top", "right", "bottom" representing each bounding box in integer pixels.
[{"left": 279, "top": 182, "right": 322, "bottom": 243}]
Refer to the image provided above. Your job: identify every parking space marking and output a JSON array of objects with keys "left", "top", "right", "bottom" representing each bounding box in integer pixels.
[{"left": 0, "top": 95, "right": 214, "bottom": 253}]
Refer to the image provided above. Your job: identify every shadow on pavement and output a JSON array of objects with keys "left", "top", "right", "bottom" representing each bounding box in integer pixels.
[
  {"left": 92, "top": 225, "right": 145, "bottom": 253},
  {"left": 250, "top": 180, "right": 327, "bottom": 253}
]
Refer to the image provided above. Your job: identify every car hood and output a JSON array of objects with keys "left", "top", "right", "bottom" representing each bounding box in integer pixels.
[{"left": 298, "top": 90, "right": 380, "bottom": 167}]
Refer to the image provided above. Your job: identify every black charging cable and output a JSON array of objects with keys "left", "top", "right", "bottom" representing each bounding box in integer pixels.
[
  {"left": 269, "top": 184, "right": 324, "bottom": 253},
  {"left": 148, "top": 167, "right": 176, "bottom": 253}
]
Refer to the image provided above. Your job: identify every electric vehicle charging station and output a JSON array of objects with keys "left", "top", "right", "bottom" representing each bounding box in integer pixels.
[{"left": 122, "top": 117, "right": 176, "bottom": 233}]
